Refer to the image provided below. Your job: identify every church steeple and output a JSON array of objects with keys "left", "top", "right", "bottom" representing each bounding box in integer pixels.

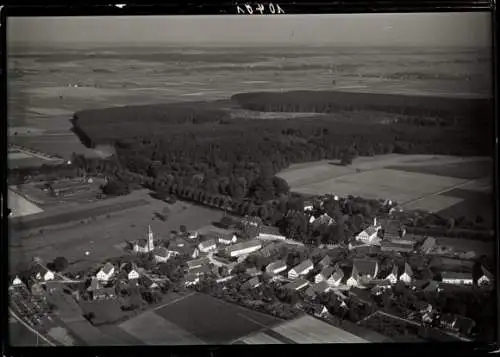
[{"left": 147, "top": 225, "right": 154, "bottom": 251}]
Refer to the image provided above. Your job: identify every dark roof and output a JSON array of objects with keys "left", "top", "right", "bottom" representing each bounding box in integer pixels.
[
  {"left": 312, "top": 281, "right": 330, "bottom": 293},
  {"left": 318, "top": 266, "right": 334, "bottom": 279},
  {"left": 242, "top": 277, "right": 260, "bottom": 289},
  {"left": 153, "top": 246, "right": 169, "bottom": 257},
  {"left": 353, "top": 259, "right": 378, "bottom": 277},
  {"left": 136, "top": 239, "right": 148, "bottom": 247},
  {"left": 259, "top": 225, "right": 282, "bottom": 236},
  {"left": 101, "top": 262, "right": 114, "bottom": 274},
  {"left": 226, "top": 240, "right": 262, "bottom": 254},
  {"left": 122, "top": 263, "right": 138, "bottom": 274},
  {"left": 291, "top": 259, "right": 313, "bottom": 273},
  {"left": 441, "top": 271, "right": 471, "bottom": 280},
  {"left": 423, "top": 280, "right": 440, "bottom": 292},
  {"left": 331, "top": 265, "right": 344, "bottom": 281},
  {"left": 139, "top": 275, "right": 156, "bottom": 287},
  {"left": 454, "top": 315, "right": 476, "bottom": 334}
]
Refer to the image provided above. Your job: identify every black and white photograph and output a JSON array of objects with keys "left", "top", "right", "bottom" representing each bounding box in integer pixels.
[{"left": 5, "top": 12, "right": 496, "bottom": 346}]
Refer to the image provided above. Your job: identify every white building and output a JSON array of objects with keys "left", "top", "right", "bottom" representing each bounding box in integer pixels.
[
  {"left": 153, "top": 247, "right": 171, "bottom": 263},
  {"left": 133, "top": 225, "right": 155, "bottom": 253},
  {"left": 122, "top": 263, "right": 140, "bottom": 280},
  {"left": 441, "top": 271, "right": 473, "bottom": 286},
  {"left": 10, "top": 276, "right": 24, "bottom": 288},
  {"left": 198, "top": 239, "right": 217, "bottom": 253},
  {"left": 385, "top": 265, "right": 399, "bottom": 284},
  {"left": 226, "top": 240, "right": 262, "bottom": 258},
  {"left": 355, "top": 217, "right": 381, "bottom": 244},
  {"left": 188, "top": 231, "right": 199, "bottom": 239},
  {"left": 265, "top": 260, "right": 287, "bottom": 275},
  {"left": 315, "top": 266, "right": 334, "bottom": 284},
  {"left": 399, "top": 263, "right": 413, "bottom": 284},
  {"left": 328, "top": 265, "right": 344, "bottom": 287},
  {"left": 217, "top": 232, "right": 238, "bottom": 245},
  {"left": 32, "top": 265, "right": 55, "bottom": 282},
  {"left": 288, "top": 259, "right": 313, "bottom": 279},
  {"left": 96, "top": 262, "right": 115, "bottom": 282},
  {"left": 477, "top": 266, "right": 494, "bottom": 286},
  {"left": 257, "top": 226, "right": 286, "bottom": 241}
]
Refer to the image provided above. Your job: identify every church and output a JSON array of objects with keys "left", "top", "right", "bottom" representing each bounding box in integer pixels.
[{"left": 133, "top": 225, "right": 155, "bottom": 254}]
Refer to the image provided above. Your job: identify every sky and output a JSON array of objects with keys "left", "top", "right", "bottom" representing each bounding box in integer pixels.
[{"left": 8, "top": 13, "right": 491, "bottom": 47}]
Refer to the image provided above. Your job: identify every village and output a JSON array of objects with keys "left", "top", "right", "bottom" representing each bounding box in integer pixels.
[{"left": 8, "top": 195, "right": 495, "bottom": 344}]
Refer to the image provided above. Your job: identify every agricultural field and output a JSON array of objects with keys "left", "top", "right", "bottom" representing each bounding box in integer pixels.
[
  {"left": 8, "top": 46, "right": 490, "bottom": 159},
  {"left": 116, "top": 293, "right": 282, "bottom": 345},
  {"left": 238, "top": 315, "right": 370, "bottom": 344},
  {"left": 8, "top": 190, "right": 224, "bottom": 273},
  {"left": 278, "top": 154, "right": 493, "bottom": 225},
  {"left": 8, "top": 188, "right": 44, "bottom": 218}
]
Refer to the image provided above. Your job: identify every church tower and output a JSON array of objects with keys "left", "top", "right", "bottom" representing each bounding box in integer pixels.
[{"left": 147, "top": 225, "right": 155, "bottom": 252}]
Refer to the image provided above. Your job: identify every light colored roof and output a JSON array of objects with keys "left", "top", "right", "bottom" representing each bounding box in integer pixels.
[
  {"left": 291, "top": 259, "right": 313, "bottom": 273},
  {"left": 266, "top": 260, "right": 287, "bottom": 271},
  {"left": 199, "top": 239, "right": 216, "bottom": 248},
  {"left": 226, "top": 240, "right": 262, "bottom": 254},
  {"left": 319, "top": 255, "right": 332, "bottom": 266},
  {"left": 153, "top": 246, "right": 169, "bottom": 257}
]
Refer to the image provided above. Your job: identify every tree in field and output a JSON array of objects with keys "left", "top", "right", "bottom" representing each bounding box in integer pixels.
[{"left": 52, "top": 256, "right": 69, "bottom": 272}]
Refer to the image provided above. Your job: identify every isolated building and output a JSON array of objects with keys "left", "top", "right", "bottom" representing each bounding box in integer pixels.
[
  {"left": 265, "top": 260, "right": 287, "bottom": 275},
  {"left": 355, "top": 218, "right": 381, "bottom": 244},
  {"left": 225, "top": 240, "right": 262, "bottom": 257},
  {"left": 399, "top": 263, "right": 414, "bottom": 284},
  {"left": 198, "top": 239, "right": 217, "bottom": 253},
  {"left": 96, "top": 262, "right": 115, "bottom": 282},
  {"left": 477, "top": 265, "right": 494, "bottom": 286},
  {"left": 441, "top": 271, "right": 473, "bottom": 286},
  {"left": 288, "top": 259, "right": 314, "bottom": 279}
]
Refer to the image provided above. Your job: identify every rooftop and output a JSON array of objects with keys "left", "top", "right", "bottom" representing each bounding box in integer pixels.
[
  {"left": 353, "top": 259, "right": 378, "bottom": 277},
  {"left": 226, "top": 240, "right": 262, "bottom": 254},
  {"left": 291, "top": 259, "right": 313, "bottom": 273},
  {"left": 284, "top": 278, "right": 309, "bottom": 290}
]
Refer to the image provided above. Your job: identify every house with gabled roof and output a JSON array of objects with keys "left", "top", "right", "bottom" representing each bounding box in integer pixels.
[
  {"left": 318, "top": 255, "right": 332, "bottom": 268},
  {"left": 315, "top": 266, "right": 334, "bottom": 284},
  {"left": 96, "top": 262, "right": 115, "bottom": 282},
  {"left": 477, "top": 265, "right": 494, "bottom": 286},
  {"left": 385, "top": 265, "right": 399, "bottom": 284},
  {"left": 31, "top": 264, "right": 55, "bottom": 282},
  {"left": 265, "top": 260, "right": 287, "bottom": 275},
  {"left": 399, "top": 263, "right": 413, "bottom": 284},
  {"left": 242, "top": 276, "right": 261, "bottom": 290},
  {"left": 329, "top": 264, "right": 344, "bottom": 287},
  {"left": 355, "top": 218, "right": 381, "bottom": 244},
  {"left": 139, "top": 275, "right": 159, "bottom": 290},
  {"left": 216, "top": 232, "right": 238, "bottom": 245},
  {"left": 198, "top": 239, "right": 217, "bottom": 253},
  {"left": 288, "top": 259, "right": 314, "bottom": 280},
  {"left": 153, "top": 246, "right": 171, "bottom": 263},
  {"left": 354, "top": 259, "right": 379, "bottom": 279},
  {"left": 284, "top": 278, "right": 309, "bottom": 291},
  {"left": 184, "top": 273, "right": 200, "bottom": 287},
  {"left": 10, "top": 275, "right": 25, "bottom": 289},
  {"left": 312, "top": 281, "right": 331, "bottom": 294},
  {"left": 226, "top": 240, "right": 262, "bottom": 257},
  {"left": 122, "top": 263, "right": 140, "bottom": 280},
  {"left": 441, "top": 271, "right": 473, "bottom": 286},
  {"left": 258, "top": 226, "right": 286, "bottom": 241},
  {"left": 187, "top": 257, "right": 209, "bottom": 270}
]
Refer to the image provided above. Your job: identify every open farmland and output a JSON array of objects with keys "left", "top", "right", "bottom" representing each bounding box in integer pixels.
[
  {"left": 8, "top": 188, "right": 44, "bottom": 218},
  {"left": 278, "top": 154, "right": 493, "bottom": 220},
  {"left": 237, "top": 315, "right": 370, "bottom": 344},
  {"left": 8, "top": 190, "right": 224, "bottom": 273},
  {"left": 153, "top": 293, "right": 282, "bottom": 344}
]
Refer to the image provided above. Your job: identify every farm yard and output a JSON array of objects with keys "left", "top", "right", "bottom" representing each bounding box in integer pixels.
[
  {"left": 8, "top": 189, "right": 224, "bottom": 273},
  {"left": 278, "top": 154, "right": 493, "bottom": 226}
]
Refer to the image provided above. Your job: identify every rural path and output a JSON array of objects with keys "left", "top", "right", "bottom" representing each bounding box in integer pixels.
[
  {"left": 8, "top": 144, "right": 61, "bottom": 161},
  {"left": 399, "top": 177, "right": 482, "bottom": 210},
  {"left": 9, "top": 308, "right": 56, "bottom": 346}
]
